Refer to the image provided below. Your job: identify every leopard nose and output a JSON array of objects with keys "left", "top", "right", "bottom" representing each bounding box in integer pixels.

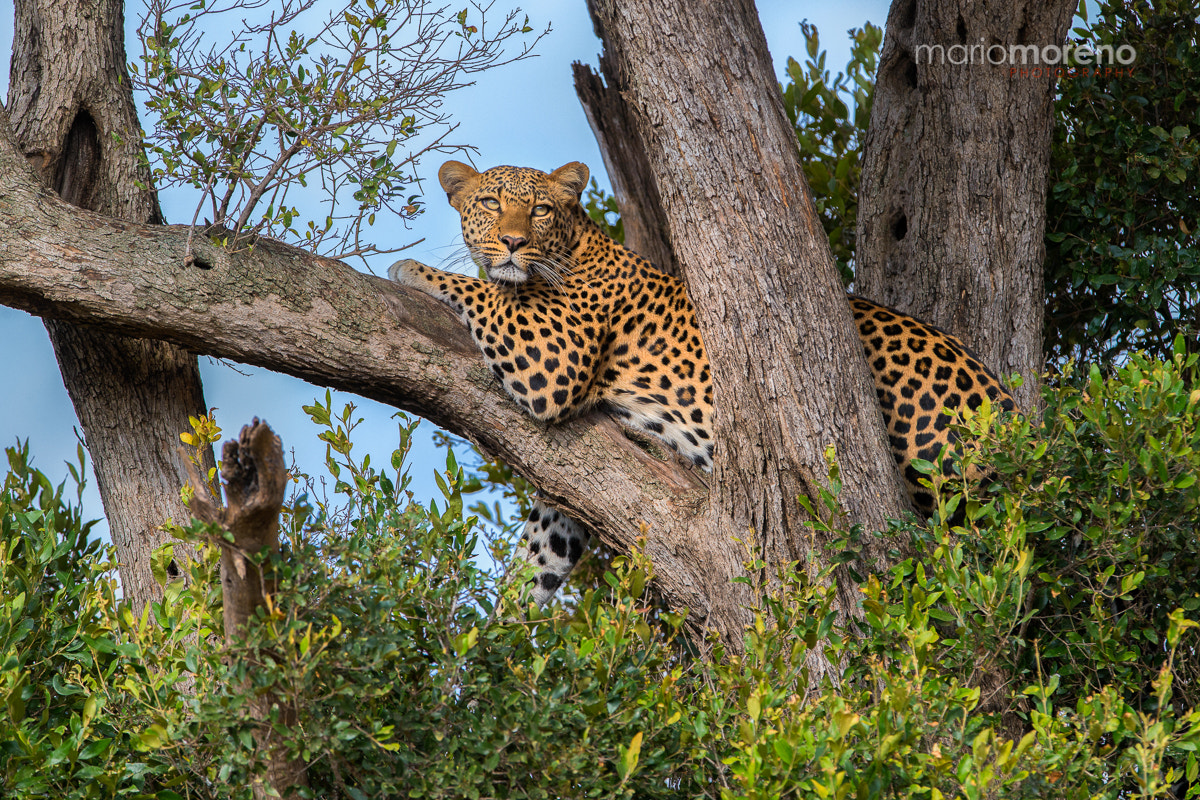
[{"left": 501, "top": 234, "right": 527, "bottom": 252}]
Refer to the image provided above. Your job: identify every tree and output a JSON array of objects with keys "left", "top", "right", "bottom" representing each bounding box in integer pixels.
[
  {"left": 4, "top": 0, "right": 541, "bottom": 614},
  {"left": 0, "top": 0, "right": 1079, "bottom": 653},
  {"left": 2, "top": 0, "right": 916, "bottom": 657},
  {"left": 856, "top": 0, "right": 1078, "bottom": 412},
  {"left": 1043, "top": 0, "right": 1200, "bottom": 368},
  {"left": 7, "top": 0, "right": 1200, "bottom": 794},
  {"left": 8, "top": 0, "right": 213, "bottom": 614}
]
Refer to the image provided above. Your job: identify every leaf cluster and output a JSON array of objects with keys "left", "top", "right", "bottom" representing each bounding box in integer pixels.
[
  {"left": 0, "top": 443, "right": 193, "bottom": 798},
  {"left": 133, "top": 0, "right": 546, "bottom": 261},
  {"left": 907, "top": 342, "right": 1200, "bottom": 796},
  {"left": 960, "top": 345, "right": 1200, "bottom": 714},
  {"left": 1044, "top": 0, "right": 1200, "bottom": 368}
]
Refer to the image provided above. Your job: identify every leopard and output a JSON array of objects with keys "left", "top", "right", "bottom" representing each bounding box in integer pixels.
[{"left": 389, "top": 160, "right": 1016, "bottom": 605}]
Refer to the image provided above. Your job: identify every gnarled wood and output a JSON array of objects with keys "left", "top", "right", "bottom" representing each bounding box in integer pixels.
[
  {"left": 8, "top": 0, "right": 213, "bottom": 612},
  {"left": 186, "top": 420, "right": 307, "bottom": 799},
  {"left": 572, "top": 61, "right": 678, "bottom": 276}
]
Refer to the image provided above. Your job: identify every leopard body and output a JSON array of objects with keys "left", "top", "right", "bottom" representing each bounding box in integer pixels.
[{"left": 390, "top": 160, "right": 1015, "bottom": 602}]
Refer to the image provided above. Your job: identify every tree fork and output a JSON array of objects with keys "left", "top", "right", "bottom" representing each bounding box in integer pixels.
[
  {"left": 571, "top": 60, "right": 678, "bottom": 276},
  {"left": 8, "top": 0, "right": 215, "bottom": 612}
]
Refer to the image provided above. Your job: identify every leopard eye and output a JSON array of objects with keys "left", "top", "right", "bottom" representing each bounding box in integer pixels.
[
  {"left": 531, "top": 204, "right": 551, "bottom": 217},
  {"left": 480, "top": 197, "right": 500, "bottom": 211}
]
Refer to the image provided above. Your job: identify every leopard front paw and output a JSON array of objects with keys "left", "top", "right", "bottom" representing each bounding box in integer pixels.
[{"left": 387, "top": 258, "right": 430, "bottom": 287}]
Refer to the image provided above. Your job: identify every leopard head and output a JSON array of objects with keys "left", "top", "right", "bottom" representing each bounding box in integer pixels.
[{"left": 438, "top": 160, "right": 590, "bottom": 285}]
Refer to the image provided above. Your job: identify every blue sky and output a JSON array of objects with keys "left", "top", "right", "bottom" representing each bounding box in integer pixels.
[{"left": 0, "top": 0, "right": 889, "bottom": 539}]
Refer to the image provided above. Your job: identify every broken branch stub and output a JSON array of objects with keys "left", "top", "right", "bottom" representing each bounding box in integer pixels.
[
  {"left": 182, "top": 418, "right": 306, "bottom": 798},
  {"left": 183, "top": 417, "right": 287, "bottom": 641}
]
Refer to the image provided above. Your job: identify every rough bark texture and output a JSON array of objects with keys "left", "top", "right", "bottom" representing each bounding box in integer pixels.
[
  {"left": 584, "top": 0, "right": 913, "bottom": 656},
  {"left": 856, "top": 0, "right": 1077, "bottom": 410},
  {"left": 572, "top": 61, "right": 678, "bottom": 276},
  {"left": 186, "top": 420, "right": 307, "bottom": 799},
  {"left": 8, "top": 0, "right": 213, "bottom": 611}
]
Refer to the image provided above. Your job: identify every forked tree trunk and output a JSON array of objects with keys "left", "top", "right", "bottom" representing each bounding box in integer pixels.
[
  {"left": 8, "top": 0, "right": 213, "bottom": 612},
  {"left": 856, "top": 0, "right": 1077, "bottom": 410},
  {"left": 583, "top": 0, "right": 913, "bottom": 647}
]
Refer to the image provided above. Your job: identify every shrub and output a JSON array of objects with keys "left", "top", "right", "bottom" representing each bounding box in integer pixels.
[{"left": 6, "top": 358, "right": 1200, "bottom": 798}]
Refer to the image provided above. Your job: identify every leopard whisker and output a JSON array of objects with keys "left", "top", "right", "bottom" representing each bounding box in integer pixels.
[
  {"left": 533, "top": 253, "right": 580, "bottom": 290},
  {"left": 442, "top": 245, "right": 486, "bottom": 276}
]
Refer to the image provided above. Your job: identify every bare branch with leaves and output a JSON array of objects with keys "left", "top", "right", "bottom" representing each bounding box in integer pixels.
[{"left": 132, "top": 0, "right": 548, "bottom": 262}]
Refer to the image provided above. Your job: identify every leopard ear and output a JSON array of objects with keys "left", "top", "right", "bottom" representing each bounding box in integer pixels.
[
  {"left": 550, "top": 162, "right": 590, "bottom": 199},
  {"left": 439, "top": 161, "right": 480, "bottom": 209}
]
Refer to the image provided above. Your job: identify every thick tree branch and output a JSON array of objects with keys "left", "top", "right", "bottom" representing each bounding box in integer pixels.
[
  {"left": 857, "top": 0, "right": 1076, "bottom": 410},
  {"left": 185, "top": 420, "right": 289, "bottom": 641},
  {"left": 0, "top": 109, "right": 755, "bottom": 642}
]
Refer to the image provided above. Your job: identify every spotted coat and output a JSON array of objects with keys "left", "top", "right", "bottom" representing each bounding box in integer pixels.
[{"left": 391, "top": 160, "right": 1015, "bottom": 603}]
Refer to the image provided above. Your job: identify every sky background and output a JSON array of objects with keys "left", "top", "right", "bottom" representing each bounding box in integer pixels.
[{"left": 0, "top": 0, "right": 890, "bottom": 542}]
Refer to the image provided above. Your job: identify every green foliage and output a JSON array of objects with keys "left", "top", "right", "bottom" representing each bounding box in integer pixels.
[
  {"left": 957, "top": 343, "right": 1200, "bottom": 716},
  {"left": 1044, "top": 0, "right": 1200, "bottom": 367},
  {"left": 780, "top": 22, "right": 881, "bottom": 285},
  {"left": 0, "top": 442, "right": 189, "bottom": 798},
  {"left": 7, "top": 364, "right": 1200, "bottom": 796},
  {"left": 133, "top": 0, "right": 545, "bottom": 259},
  {"left": 583, "top": 177, "right": 625, "bottom": 244}
]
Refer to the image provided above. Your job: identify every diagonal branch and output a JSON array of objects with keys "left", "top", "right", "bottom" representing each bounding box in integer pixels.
[{"left": 0, "top": 107, "right": 755, "bottom": 643}]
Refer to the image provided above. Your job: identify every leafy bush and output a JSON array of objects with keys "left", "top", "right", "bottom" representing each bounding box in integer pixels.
[
  {"left": 6, "top": 357, "right": 1200, "bottom": 797},
  {"left": 0, "top": 442, "right": 189, "bottom": 798},
  {"left": 133, "top": 0, "right": 545, "bottom": 259},
  {"left": 963, "top": 343, "right": 1200, "bottom": 714}
]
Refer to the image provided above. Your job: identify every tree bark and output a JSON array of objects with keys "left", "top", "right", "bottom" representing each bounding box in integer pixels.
[
  {"left": 583, "top": 0, "right": 913, "bottom": 659},
  {"left": 572, "top": 62, "right": 678, "bottom": 276},
  {"left": 8, "top": 0, "right": 213, "bottom": 612},
  {"left": 856, "top": 0, "right": 1077, "bottom": 410},
  {"left": 186, "top": 420, "right": 307, "bottom": 799}
]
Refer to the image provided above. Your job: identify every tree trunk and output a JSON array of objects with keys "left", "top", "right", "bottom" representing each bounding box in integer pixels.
[
  {"left": 856, "top": 0, "right": 1077, "bottom": 410},
  {"left": 8, "top": 0, "right": 213, "bottom": 612},
  {"left": 583, "top": 0, "right": 913, "bottom": 653}
]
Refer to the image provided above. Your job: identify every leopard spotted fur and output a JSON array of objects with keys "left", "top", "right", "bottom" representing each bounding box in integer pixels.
[{"left": 390, "top": 160, "right": 1015, "bottom": 603}]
